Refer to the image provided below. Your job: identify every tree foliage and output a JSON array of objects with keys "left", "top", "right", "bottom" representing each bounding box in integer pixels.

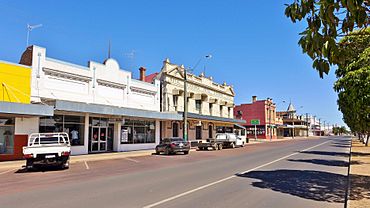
[
  {"left": 334, "top": 28, "right": 370, "bottom": 145},
  {"left": 285, "top": 0, "right": 370, "bottom": 78}
]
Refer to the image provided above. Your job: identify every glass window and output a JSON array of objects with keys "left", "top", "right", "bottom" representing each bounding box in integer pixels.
[
  {"left": 0, "top": 117, "right": 15, "bottom": 154},
  {"left": 39, "top": 115, "right": 85, "bottom": 146},
  {"left": 173, "top": 95, "right": 178, "bottom": 110},
  {"left": 195, "top": 100, "right": 202, "bottom": 113},
  {"left": 121, "top": 120, "right": 155, "bottom": 144},
  {"left": 209, "top": 103, "right": 213, "bottom": 115}
]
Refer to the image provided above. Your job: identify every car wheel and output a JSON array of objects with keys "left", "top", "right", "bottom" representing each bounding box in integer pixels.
[
  {"left": 164, "top": 148, "right": 170, "bottom": 155},
  {"left": 155, "top": 148, "right": 160, "bottom": 155},
  {"left": 184, "top": 151, "right": 189, "bottom": 155},
  {"left": 218, "top": 144, "right": 223, "bottom": 150},
  {"left": 231, "top": 142, "right": 235, "bottom": 149},
  {"left": 62, "top": 160, "right": 70, "bottom": 169},
  {"left": 26, "top": 159, "right": 34, "bottom": 171}
]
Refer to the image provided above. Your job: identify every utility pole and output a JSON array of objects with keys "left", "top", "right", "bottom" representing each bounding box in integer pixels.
[
  {"left": 323, "top": 120, "right": 326, "bottom": 136},
  {"left": 306, "top": 113, "right": 309, "bottom": 137},
  {"left": 183, "top": 67, "right": 188, "bottom": 142},
  {"left": 319, "top": 118, "right": 321, "bottom": 136}
]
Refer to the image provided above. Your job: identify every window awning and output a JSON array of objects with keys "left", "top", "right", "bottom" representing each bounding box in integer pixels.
[
  {"left": 0, "top": 101, "right": 53, "bottom": 116},
  {"left": 54, "top": 100, "right": 182, "bottom": 121}
]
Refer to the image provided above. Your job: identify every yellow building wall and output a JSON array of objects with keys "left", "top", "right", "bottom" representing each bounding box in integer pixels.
[{"left": 0, "top": 61, "right": 31, "bottom": 104}]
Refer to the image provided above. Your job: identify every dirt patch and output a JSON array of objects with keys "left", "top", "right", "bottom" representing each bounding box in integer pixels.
[{"left": 348, "top": 138, "right": 370, "bottom": 208}]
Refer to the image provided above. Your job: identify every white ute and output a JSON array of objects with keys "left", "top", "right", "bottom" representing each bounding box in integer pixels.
[{"left": 23, "top": 133, "right": 71, "bottom": 170}]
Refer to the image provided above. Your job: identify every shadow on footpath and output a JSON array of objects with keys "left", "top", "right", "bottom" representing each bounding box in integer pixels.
[
  {"left": 287, "top": 159, "right": 351, "bottom": 167},
  {"left": 237, "top": 169, "right": 370, "bottom": 203}
]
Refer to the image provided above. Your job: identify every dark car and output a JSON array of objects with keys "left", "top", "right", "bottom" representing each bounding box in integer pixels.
[{"left": 155, "top": 137, "right": 190, "bottom": 155}]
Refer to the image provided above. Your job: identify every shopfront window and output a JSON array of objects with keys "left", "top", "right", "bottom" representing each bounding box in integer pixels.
[
  {"left": 121, "top": 119, "right": 155, "bottom": 144},
  {"left": 0, "top": 117, "right": 15, "bottom": 154},
  {"left": 39, "top": 115, "right": 85, "bottom": 146}
]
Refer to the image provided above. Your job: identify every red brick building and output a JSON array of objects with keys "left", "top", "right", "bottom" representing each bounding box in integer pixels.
[{"left": 234, "top": 96, "right": 277, "bottom": 139}]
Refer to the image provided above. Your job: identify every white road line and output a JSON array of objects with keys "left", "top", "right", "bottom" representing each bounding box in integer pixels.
[
  {"left": 84, "top": 161, "right": 90, "bottom": 170},
  {"left": 125, "top": 157, "right": 140, "bottom": 163},
  {"left": 0, "top": 168, "right": 17, "bottom": 175},
  {"left": 143, "top": 140, "right": 331, "bottom": 208}
]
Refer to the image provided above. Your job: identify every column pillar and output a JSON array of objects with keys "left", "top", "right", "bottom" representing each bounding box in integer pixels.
[
  {"left": 114, "top": 121, "right": 121, "bottom": 151},
  {"left": 84, "top": 113, "right": 89, "bottom": 154}
]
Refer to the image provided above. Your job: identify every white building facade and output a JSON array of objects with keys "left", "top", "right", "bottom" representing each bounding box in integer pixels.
[{"left": 20, "top": 45, "right": 181, "bottom": 155}]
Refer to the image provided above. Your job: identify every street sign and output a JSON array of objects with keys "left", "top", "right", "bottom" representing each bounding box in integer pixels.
[{"left": 251, "top": 119, "right": 260, "bottom": 125}]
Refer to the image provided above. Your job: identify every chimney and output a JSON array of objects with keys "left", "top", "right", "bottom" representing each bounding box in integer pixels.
[
  {"left": 139, "top": 67, "right": 146, "bottom": 81},
  {"left": 252, "top": 96, "right": 257, "bottom": 103}
]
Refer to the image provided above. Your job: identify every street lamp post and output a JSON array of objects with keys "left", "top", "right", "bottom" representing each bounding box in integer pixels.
[{"left": 182, "top": 55, "right": 212, "bottom": 142}]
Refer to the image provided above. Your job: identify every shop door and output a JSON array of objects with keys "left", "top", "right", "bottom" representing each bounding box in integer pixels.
[
  {"left": 90, "top": 127, "right": 108, "bottom": 152},
  {"left": 196, "top": 126, "right": 202, "bottom": 140},
  {"left": 107, "top": 124, "right": 114, "bottom": 151}
]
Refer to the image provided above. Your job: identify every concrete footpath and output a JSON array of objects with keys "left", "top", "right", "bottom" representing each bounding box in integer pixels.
[
  {"left": 348, "top": 138, "right": 370, "bottom": 208},
  {"left": 0, "top": 136, "right": 311, "bottom": 171}
]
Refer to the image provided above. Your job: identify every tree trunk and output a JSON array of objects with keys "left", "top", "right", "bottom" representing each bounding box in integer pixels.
[{"left": 366, "top": 134, "right": 370, "bottom": 147}]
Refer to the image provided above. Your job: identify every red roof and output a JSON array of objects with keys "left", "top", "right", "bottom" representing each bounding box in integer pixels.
[{"left": 145, "top": 73, "right": 159, "bottom": 83}]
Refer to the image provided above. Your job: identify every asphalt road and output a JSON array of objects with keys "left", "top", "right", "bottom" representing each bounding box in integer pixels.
[{"left": 0, "top": 136, "right": 351, "bottom": 208}]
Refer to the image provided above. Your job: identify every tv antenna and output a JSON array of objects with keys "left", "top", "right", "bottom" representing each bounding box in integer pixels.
[{"left": 27, "top": 23, "right": 42, "bottom": 47}]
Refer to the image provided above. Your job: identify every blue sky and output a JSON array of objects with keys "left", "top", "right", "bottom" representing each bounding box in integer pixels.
[{"left": 0, "top": 0, "right": 344, "bottom": 126}]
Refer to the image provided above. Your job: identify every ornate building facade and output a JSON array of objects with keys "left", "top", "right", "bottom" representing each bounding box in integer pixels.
[{"left": 147, "top": 59, "right": 245, "bottom": 145}]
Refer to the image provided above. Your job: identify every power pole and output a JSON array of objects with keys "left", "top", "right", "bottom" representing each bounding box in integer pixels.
[
  {"left": 183, "top": 67, "right": 188, "bottom": 142},
  {"left": 306, "top": 113, "right": 309, "bottom": 137}
]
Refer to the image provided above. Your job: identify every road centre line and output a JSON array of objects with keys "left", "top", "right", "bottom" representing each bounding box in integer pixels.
[
  {"left": 125, "top": 157, "right": 140, "bottom": 163},
  {"left": 0, "top": 168, "right": 18, "bottom": 175},
  {"left": 84, "top": 161, "right": 90, "bottom": 170},
  {"left": 143, "top": 140, "right": 331, "bottom": 208}
]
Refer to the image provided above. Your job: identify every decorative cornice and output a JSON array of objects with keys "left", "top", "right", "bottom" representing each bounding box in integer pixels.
[
  {"left": 43, "top": 67, "right": 91, "bottom": 82},
  {"left": 130, "top": 86, "right": 157, "bottom": 95},
  {"left": 97, "top": 79, "right": 126, "bottom": 90}
]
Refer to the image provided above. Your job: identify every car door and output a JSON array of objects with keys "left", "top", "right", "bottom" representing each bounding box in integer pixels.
[{"left": 158, "top": 139, "right": 168, "bottom": 151}]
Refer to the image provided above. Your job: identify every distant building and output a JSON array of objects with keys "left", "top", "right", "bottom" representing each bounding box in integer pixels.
[
  {"left": 277, "top": 102, "right": 308, "bottom": 138},
  {"left": 234, "top": 96, "right": 277, "bottom": 139}
]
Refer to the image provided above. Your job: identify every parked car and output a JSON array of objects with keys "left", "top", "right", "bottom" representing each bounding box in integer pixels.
[
  {"left": 198, "top": 133, "right": 245, "bottom": 150},
  {"left": 23, "top": 132, "right": 71, "bottom": 170},
  {"left": 155, "top": 137, "right": 190, "bottom": 155}
]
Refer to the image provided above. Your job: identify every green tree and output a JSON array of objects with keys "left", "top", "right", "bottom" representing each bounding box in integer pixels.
[
  {"left": 285, "top": 0, "right": 370, "bottom": 78},
  {"left": 334, "top": 28, "right": 370, "bottom": 145}
]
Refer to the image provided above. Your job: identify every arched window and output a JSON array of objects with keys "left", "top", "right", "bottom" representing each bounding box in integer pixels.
[{"left": 208, "top": 124, "right": 213, "bottom": 138}]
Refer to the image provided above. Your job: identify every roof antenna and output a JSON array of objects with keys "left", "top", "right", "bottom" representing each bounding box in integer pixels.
[{"left": 108, "top": 40, "right": 111, "bottom": 59}]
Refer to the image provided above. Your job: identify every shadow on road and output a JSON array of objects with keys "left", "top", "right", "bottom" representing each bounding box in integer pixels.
[
  {"left": 237, "top": 169, "right": 346, "bottom": 203},
  {"left": 237, "top": 169, "right": 370, "bottom": 203},
  {"left": 15, "top": 166, "right": 66, "bottom": 174},
  {"left": 287, "top": 159, "right": 350, "bottom": 167},
  {"left": 300, "top": 150, "right": 349, "bottom": 157},
  {"left": 331, "top": 144, "right": 351, "bottom": 148}
]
